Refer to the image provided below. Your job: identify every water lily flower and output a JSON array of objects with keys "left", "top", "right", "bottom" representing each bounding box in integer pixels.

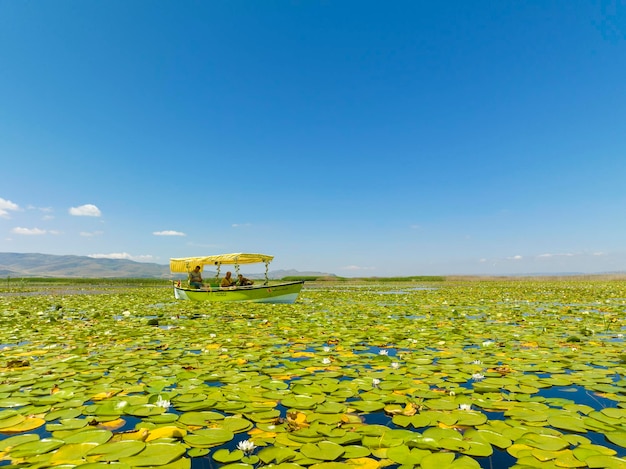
[
  {"left": 237, "top": 439, "right": 256, "bottom": 455},
  {"left": 459, "top": 404, "right": 472, "bottom": 411},
  {"left": 322, "top": 358, "right": 332, "bottom": 365},
  {"left": 471, "top": 360, "right": 482, "bottom": 365},
  {"left": 482, "top": 341, "right": 494, "bottom": 347},
  {"left": 209, "top": 333, "right": 217, "bottom": 338},
  {"left": 156, "top": 395, "right": 171, "bottom": 409},
  {"left": 115, "top": 401, "right": 128, "bottom": 410},
  {"left": 391, "top": 362, "right": 400, "bottom": 369},
  {"left": 449, "top": 391, "right": 456, "bottom": 396},
  {"left": 372, "top": 378, "right": 381, "bottom": 388},
  {"left": 379, "top": 350, "right": 389, "bottom": 356},
  {"left": 471, "top": 373, "right": 485, "bottom": 381},
  {"left": 323, "top": 346, "right": 331, "bottom": 352},
  {"left": 122, "top": 311, "right": 131, "bottom": 317}
]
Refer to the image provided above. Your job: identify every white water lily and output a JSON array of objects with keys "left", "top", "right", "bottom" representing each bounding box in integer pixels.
[
  {"left": 237, "top": 439, "right": 256, "bottom": 455},
  {"left": 391, "top": 362, "right": 400, "bottom": 369},
  {"left": 322, "top": 358, "right": 331, "bottom": 365},
  {"left": 471, "top": 360, "right": 482, "bottom": 365},
  {"left": 459, "top": 403, "right": 472, "bottom": 411},
  {"left": 379, "top": 350, "right": 389, "bottom": 356},
  {"left": 155, "top": 395, "right": 171, "bottom": 409},
  {"left": 323, "top": 346, "right": 331, "bottom": 352},
  {"left": 471, "top": 373, "right": 485, "bottom": 381},
  {"left": 482, "top": 340, "right": 494, "bottom": 347},
  {"left": 372, "top": 378, "right": 381, "bottom": 388}
]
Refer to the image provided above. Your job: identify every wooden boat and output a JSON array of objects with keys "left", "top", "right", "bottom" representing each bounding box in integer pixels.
[{"left": 170, "top": 253, "right": 304, "bottom": 304}]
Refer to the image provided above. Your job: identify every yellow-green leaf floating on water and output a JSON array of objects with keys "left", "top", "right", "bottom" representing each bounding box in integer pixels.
[{"left": 1, "top": 279, "right": 626, "bottom": 467}]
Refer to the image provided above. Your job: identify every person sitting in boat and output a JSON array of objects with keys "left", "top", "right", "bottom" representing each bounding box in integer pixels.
[
  {"left": 189, "top": 265, "right": 203, "bottom": 289},
  {"left": 237, "top": 274, "right": 254, "bottom": 286},
  {"left": 220, "top": 271, "right": 236, "bottom": 287}
]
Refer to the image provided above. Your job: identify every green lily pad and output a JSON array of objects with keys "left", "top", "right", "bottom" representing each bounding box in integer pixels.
[
  {"left": 258, "top": 446, "right": 298, "bottom": 464},
  {"left": 9, "top": 438, "right": 65, "bottom": 457},
  {"left": 213, "top": 448, "right": 244, "bottom": 463},
  {"left": 119, "top": 442, "right": 187, "bottom": 466},
  {"left": 516, "top": 433, "right": 570, "bottom": 451},
  {"left": 300, "top": 441, "right": 345, "bottom": 460},
  {"left": 547, "top": 413, "right": 588, "bottom": 433},
  {"left": 420, "top": 452, "right": 456, "bottom": 469},
  {"left": 387, "top": 444, "right": 430, "bottom": 465},
  {"left": 348, "top": 400, "right": 386, "bottom": 413},
  {"left": 184, "top": 428, "right": 235, "bottom": 448},
  {"left": 178, "top": 411, "right": 225, "bottom": 426},
  {"left": 605, "top": 431, "right": 626, "bottom": 448},
  {"left": 87, "top": 440, "right": 146, "bottom": 460},
  {"left": 0, "top": 433, "right": 40, "bottom": 451}
]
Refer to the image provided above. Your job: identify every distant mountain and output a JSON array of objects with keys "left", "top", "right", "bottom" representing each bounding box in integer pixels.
[
  {"left": 0, "top": 252, "right": 171, "bottom": 278},
  {"left": 0, "top": 253, "right": 333, "bottom": 279}
]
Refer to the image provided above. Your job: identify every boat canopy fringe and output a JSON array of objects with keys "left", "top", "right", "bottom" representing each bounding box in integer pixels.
[{"left": 169, "top": 253, "right": 274, "bottom": 273}]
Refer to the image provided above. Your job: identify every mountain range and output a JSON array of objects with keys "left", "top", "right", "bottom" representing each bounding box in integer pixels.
[{"left": 0, "top": 253, "right": 333, "bottom": 279}]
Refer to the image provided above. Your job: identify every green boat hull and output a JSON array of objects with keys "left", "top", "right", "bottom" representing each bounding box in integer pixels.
[{"left": 173, "top": 281, "right": 304, "bottom": 304}]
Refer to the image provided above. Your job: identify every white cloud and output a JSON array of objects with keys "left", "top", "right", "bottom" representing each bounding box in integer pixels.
[
  {"left": 88, "top": 252, "right": 155, "bottom": 262},
  {"left": 80, "top": 231, "right": 103, "bottom": 237},
  {"left": 87, "top": 252, "right": 155, "bottom": 262},
  {"left": 153, "top": 230, "right": 186, "bottom": 236},
  {"left": 508, "top": 255, "right": 523, "bottom": 260},
  {"left": 11, "top": 227, "right": 47, "bottom": 235},
  {"left": 131, "top": 254, "right": 157, "bottom": 262},
  {"left": 0, "top": 198, "right": 20, "bottom": 218},
  {"left": 342, "top": 265, "right": 376, "bottom": 271},
  {"left": 232, "top": 223, "right": 252, "bottom": 228},
  {"left": 69, "top": 204, "right": 102, "bottom": 217},
  {"left": 538, "top": 253, "right": 574, "bottom": 258},
  {"left": 88, "top": 252, "right": 133, "bottom": 260}
]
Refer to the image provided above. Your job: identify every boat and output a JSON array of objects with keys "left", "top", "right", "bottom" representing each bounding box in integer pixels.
[{"left": 169, "top": 253, "right": 304, "bottom": 304}]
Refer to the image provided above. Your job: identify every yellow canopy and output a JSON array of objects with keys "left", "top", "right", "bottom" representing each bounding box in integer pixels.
[{"left": 169, "top": 253, "right": 274, "bottom": 273}]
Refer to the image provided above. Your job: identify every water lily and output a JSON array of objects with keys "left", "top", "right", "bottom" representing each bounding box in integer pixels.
[
  {"left": 471, "top": 373, "right": 485, "bottom": 381},
  {"left": 391, "top": 362, "right": 400, "bottom": 369},
  {"left": 372, "top": 378, "right": 381, "bottom": 388},
  {"left": 482, "top": 340, "right": 494, "bottom": 347},
  {"left": 322, "top": 357, "right": 331, "bottom": 365},
  {"left": 237, "top": 439, "right": 256, "bottom": 455},
  {"left": 156, "top": 395, "right": 171, "bottom": 409},
  {"left": 323, "top": 346, "right": 331, "bottom": 352},
  {"left": 459, "top": 403, "right": 472, "bottom": 411},
  {"left": 378, "top": 350, "right": 389, "bottom": 356},
  {"left": 471, "top": 359, "right": 482, "bottom": 365}
]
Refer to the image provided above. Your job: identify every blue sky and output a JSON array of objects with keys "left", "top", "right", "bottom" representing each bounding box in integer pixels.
[{"left": 1, "top": 1, "right": 625, "bottom": 276}]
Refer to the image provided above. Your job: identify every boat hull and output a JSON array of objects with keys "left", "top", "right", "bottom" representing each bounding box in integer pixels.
[{"left": 173, "top": 281, "right": 304, "bottom": 304}]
